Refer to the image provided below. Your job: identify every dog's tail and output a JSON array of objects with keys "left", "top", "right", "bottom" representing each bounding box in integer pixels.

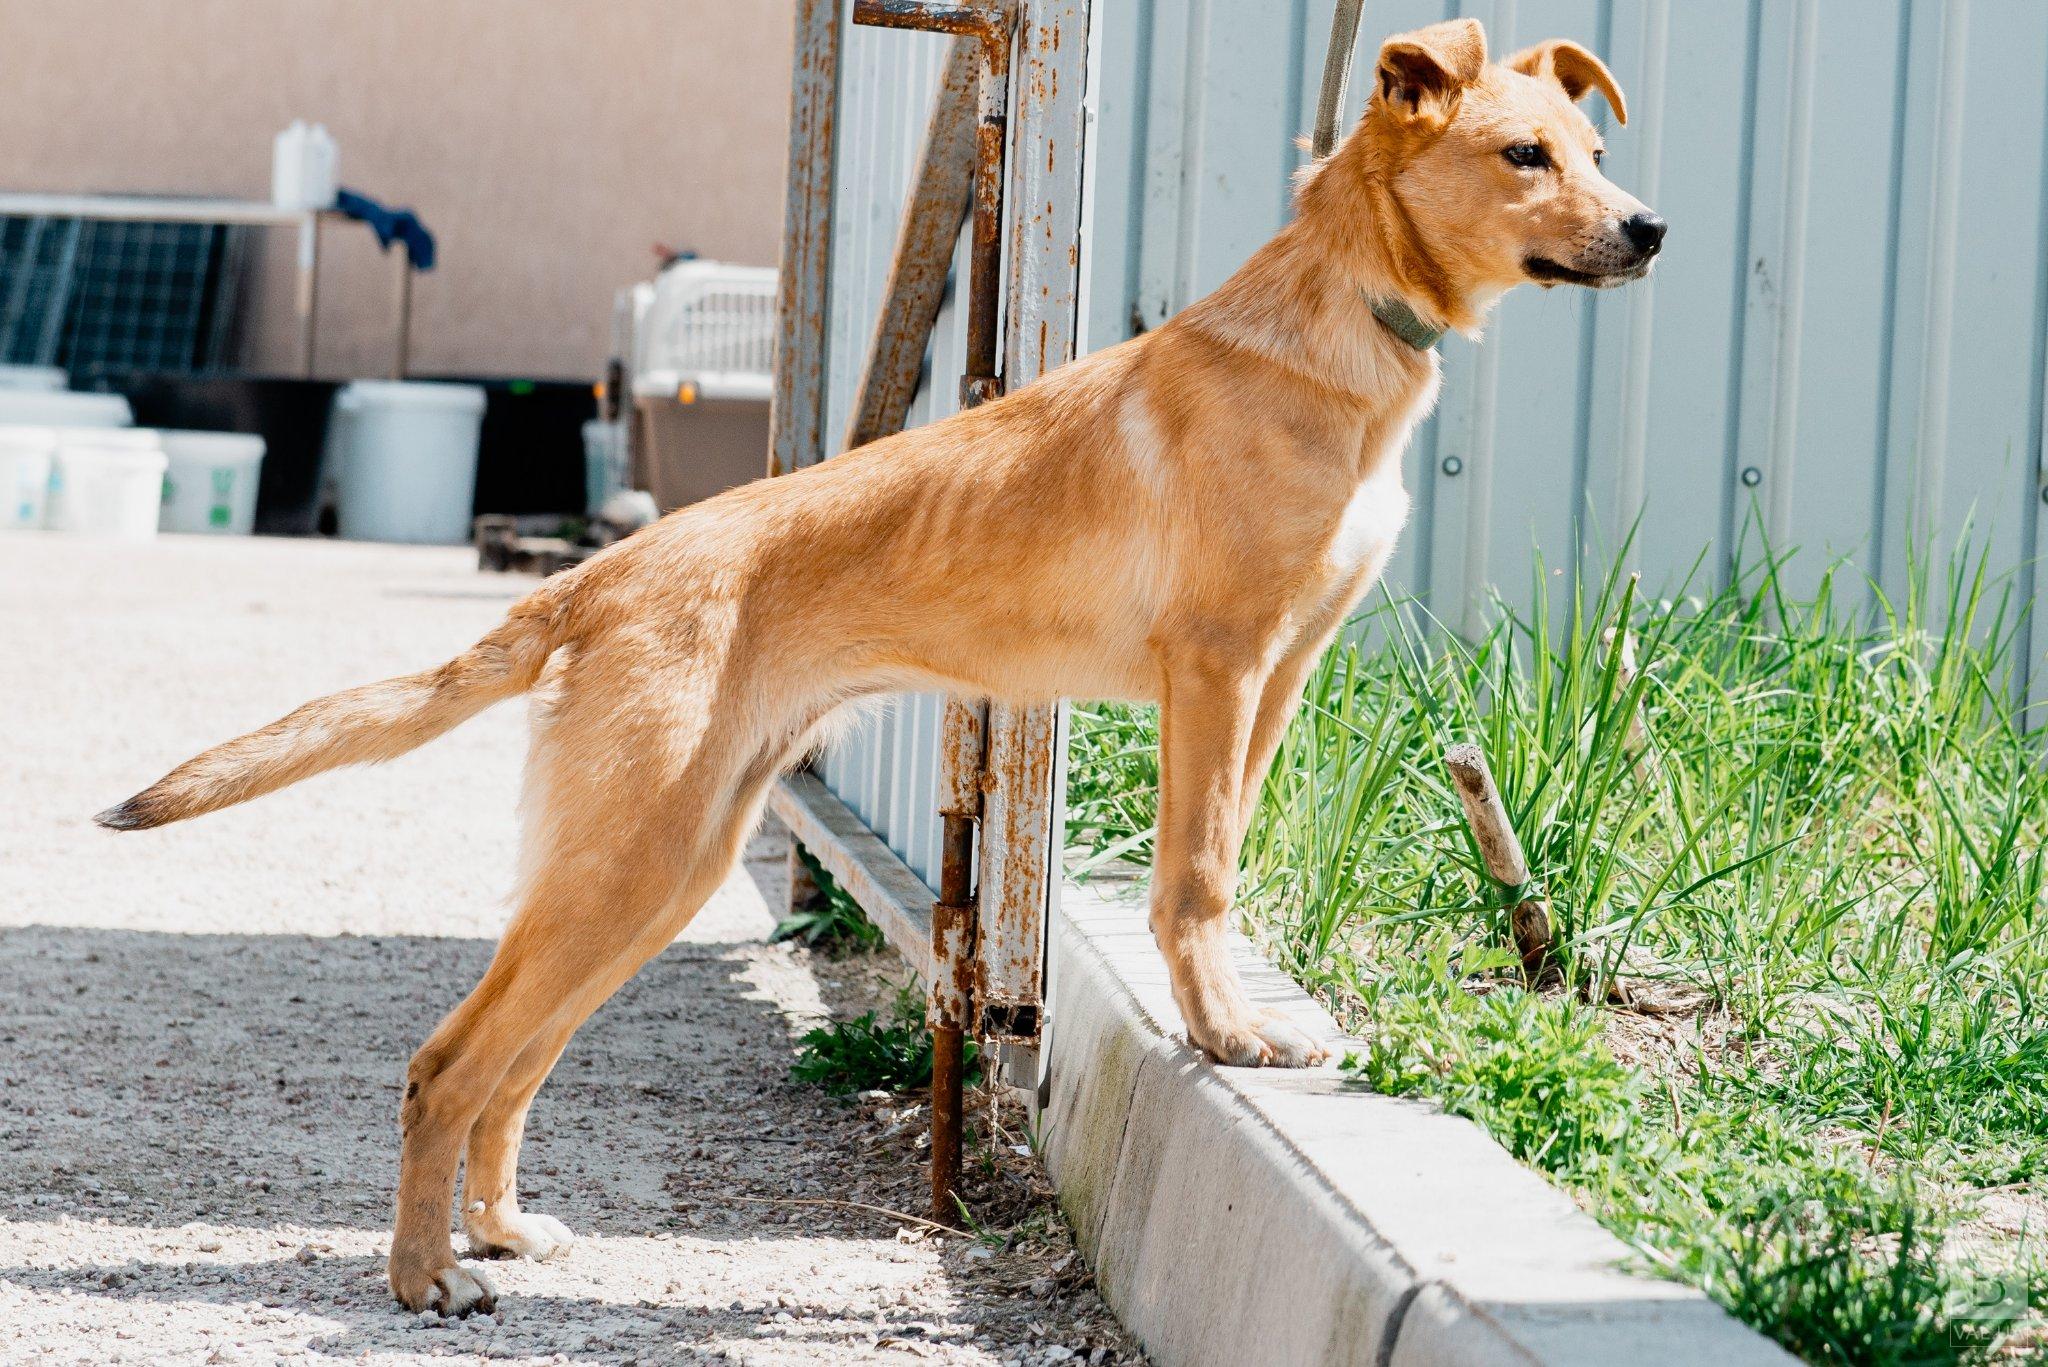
[{"left": 95, "top": 579, "right": 576, "bottom": 833}]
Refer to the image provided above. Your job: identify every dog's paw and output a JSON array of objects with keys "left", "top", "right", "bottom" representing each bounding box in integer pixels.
[
  {"left": 1188, "top": 1010, "right": 1330, "bottom": 1068},
  {"left": 465, "top": 1205, "right": 575, "bottom": 1262},
  {"left": 389, "top": 1258, "right": 498, "bottom": 1317},
  {"left": 1251, "top": 1009, "right": 1330, "bottom": 1067}
]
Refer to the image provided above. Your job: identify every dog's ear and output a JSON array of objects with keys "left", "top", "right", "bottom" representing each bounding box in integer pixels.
[
  {"left": 1508, "top": 39, "right": 1628, "bottom": 126},
  {"left": 1376, "top": 19, "right": 1487, "bottom": 127}
]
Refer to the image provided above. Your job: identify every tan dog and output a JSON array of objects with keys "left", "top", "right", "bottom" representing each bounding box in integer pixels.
[{"left": 99, "top": 19, "right": 1660, "bottom": 1316}]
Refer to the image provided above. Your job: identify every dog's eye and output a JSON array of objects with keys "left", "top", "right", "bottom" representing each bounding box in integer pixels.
[
  {"left": 1503, "top": 143, "right": 1548, "bottom": 169},
  {"left": 1592, "top": 147, "right": 1607, "bottom": 166}
]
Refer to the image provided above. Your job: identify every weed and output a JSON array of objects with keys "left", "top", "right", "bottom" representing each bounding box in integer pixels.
[
  {"left": 790, "top": 980, "right": 981, "bottom": 1096},
  {"left": 773, "top": 845, "right": 884, "bottom": 956}
]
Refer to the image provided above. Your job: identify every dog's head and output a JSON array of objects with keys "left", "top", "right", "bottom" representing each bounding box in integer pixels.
[{"left": 1332, "top": 19, "right": 1663, "bottom": 322}]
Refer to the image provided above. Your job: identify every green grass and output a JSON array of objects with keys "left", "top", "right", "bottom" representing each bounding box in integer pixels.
[
  {"left": 790, "top": 980, "right": 981, "bottom": 1096},
  {"left": 1065, "top": 539, "right": 2048, "bottom": 1364},
  {"left": 772, "top": 844, "right": 885, "bottom": 956}
]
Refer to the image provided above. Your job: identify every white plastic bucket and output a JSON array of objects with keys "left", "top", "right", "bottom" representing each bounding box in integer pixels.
[
  {"left": 0, "top": 390, "right": 133, "bottom": 429},
  {"left": 53, "top": 438, "right": 168, "bottom": 539},
  {"left": 160, "top": 431, "right": 266, "bottom": 535},
  {"left": 46, "top": 427, "right": 161, "bottom": 530},
  {"left": 0, "top": 365, "right": 66, "bottom": 392},
  {"left": 0, "top": 426, "right": 56, "bottom": 529},
  {"left": 332, "top": 381, "right": 486, "bottom": 545}
]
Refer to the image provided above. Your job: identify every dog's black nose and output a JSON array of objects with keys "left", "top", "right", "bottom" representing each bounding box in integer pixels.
[{"left": 1622, "top": 212, "right": 1668, "bottom": 256}]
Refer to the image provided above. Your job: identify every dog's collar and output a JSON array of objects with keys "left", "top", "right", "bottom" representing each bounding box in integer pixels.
[{"left": 1364, "top": 293, "right": 1444, "bottom": 351}]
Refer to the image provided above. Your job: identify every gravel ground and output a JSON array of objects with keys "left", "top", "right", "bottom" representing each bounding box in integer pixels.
[{"left": 0, "top": 535, "right": 1140, "bottom": 1367}]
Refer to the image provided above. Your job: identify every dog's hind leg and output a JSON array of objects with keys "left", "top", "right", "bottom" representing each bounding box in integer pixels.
[
  {"left": 455, "top": 1018, "right": 583, "bottom": 1262},
  {"left": 386, "top": 671, "right": 795, "bottom": 1315}
]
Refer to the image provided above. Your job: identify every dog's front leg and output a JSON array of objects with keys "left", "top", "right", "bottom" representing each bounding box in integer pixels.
[{"left": 1151, "top": 659, "right": 1330, "bottom": 1067}]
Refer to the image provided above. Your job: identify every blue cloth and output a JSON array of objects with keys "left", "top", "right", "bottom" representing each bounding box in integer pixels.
[{"left": 334, "top": 188, "right": 436, "bottom": 271}]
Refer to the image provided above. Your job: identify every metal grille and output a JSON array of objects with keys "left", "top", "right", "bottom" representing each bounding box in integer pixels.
[
  {"left": 0, "top": 217, "right": 83, "bottom": 365},
  {"left": 0, "top": 216, "right": 246, "bottom": 378}
]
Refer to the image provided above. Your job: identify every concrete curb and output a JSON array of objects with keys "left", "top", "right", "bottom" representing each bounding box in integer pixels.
[{"left": 1039, "top": 879, "right": 1798, "bottom": 1367}]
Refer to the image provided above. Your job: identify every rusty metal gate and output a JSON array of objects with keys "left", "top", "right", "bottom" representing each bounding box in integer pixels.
[{"left": 762, "top": 0, "right": 1089, "bottom": 1219}]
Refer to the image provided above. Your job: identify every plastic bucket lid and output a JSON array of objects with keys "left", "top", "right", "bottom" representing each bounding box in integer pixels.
[
  {"left": 0, "top": 390, "right": 133, "bottom": 427},
  {"left": 337, "top": 380, "right": 488, "bottom": 414},
  {"left": 58, "top": 426, "right": 161, "bottom": 450},
  {"left": 0, "top": 424, "right": 58, "bottom": 448},
  {"left": 0, "top": 365, "right": 66, "bottom": 392}
]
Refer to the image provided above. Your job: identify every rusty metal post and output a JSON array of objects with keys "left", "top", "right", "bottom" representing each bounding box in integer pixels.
[
  {"left": 975, "top": 0, "right": 1091, "bottom": 1060},
  {"left": 854, "top": 0, "right": 1013, "bottom": 1227},
  {"left": 769, "top": 0, "right": 845, "bottom": 478},
  {"left": 931, "top": 699, "right": 986, "bottom": 1219}
]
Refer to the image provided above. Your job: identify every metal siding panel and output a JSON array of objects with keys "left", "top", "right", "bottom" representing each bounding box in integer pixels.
[
  {"left": 1724, "top": 0, "right": 1797, "bottom": 571},
  {"left": 1182, "top": 1, "right": 1296, "bottom": 296},
  {"left": 1078, "top": 0, "right": 1147, "bottom": 352},
  {"left": 2029, "top": 6, "right": 2048, "bottom": 707},
  {"left": 1134, "top": 0, "right": 1195, "bottom": 331},
  {"left": 1935, "top": 2, "right": 2043, "bottom": 615},
  {"left": 1582, "top": 0, "right": 1660, "bottom": 587},
  {"left": 1617, "top": 0, "right": 1758, "bottom": 598},
  {"left": 1779, "top": 0, "right": 1909, "bottom": 602},
  {"left": 1875, "top": 0, "right": 1948, "bottom": 601},
  {"left": 1761, "top": 0, "right": 1820, "bottom": 556}
]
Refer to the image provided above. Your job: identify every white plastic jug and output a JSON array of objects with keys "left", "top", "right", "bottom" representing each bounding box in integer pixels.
[
  {"left": 0, "top": 426, "right": 56, "bottom": 529},
  {"left": 160, "top": 431, "right": 267, "bottom": 535},
  {"left": 53, "top": 438, "right": 168, "bottom": 539},
  {"left": 272, "top": 120, "right": 339, "bottom": 211}
]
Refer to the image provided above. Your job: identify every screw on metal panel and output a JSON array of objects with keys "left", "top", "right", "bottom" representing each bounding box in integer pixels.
[
  {"left": 1740, "top": 466, "right": 1763, "bottom": 487},
  {"left": 1441, "top": 455, "right": 1464, "bottom": 477}
]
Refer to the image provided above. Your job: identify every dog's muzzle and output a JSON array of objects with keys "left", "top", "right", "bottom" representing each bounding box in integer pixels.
[{"left": 1525, "top": 212, "right": 1666, "bottom": 288}]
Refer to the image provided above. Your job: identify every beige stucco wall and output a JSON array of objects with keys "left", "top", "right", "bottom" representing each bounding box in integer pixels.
[{"left": 0, "top": 0, "right": 794, "bottom": 380}]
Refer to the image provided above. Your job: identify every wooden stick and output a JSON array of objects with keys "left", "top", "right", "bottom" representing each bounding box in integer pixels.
[{"left": 1443, "top": 743, "right": 1553, "bottom": 980}]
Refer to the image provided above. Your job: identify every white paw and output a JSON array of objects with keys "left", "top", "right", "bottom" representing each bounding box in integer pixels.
[
  {"left": 1251, "top": 1010, "right": 1330, "bottom": 1068},
  {"left": 466, "top": 1208, "right": 575, "bottom": 1262},
  {"left": 394, "top": 1261, "right": 498, "bottom": 1316},
  {"left": 1190, "top": 1010, "right": 1331, "bottom": 1068}
]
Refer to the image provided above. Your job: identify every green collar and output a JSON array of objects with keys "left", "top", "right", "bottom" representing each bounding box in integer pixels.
[{"left": 1366, "top": 293, "right": 1445, "bottom": 351}]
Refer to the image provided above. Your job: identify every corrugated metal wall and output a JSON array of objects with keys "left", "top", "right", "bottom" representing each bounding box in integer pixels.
[
  {"left": 818, "top": 0, "right": 2048, "bottom": 884},
  {"left": 1086, "top": 0, "right": 2048, "bottom": 661}
]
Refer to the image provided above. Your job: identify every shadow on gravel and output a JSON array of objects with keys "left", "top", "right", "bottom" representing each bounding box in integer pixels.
[
  {"left": 0, "top": 922, "right": 816, "bottom": 1235},
  {"left": 0, "top": 918, "right": 1051, "bottom": 1362}
]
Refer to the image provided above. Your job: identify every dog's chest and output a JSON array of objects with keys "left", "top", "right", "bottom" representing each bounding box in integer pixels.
[
  {"left": 1317, "top": 369, "right": 1433, "bottom": 580},
  {"left": 1323, "top": 464, "right": 1411, "bottom": 580}
]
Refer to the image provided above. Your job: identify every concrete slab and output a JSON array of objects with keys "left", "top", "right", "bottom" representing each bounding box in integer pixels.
[{"left": 1041, "top": 878, "right": 1796, "bottom": 1367}]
